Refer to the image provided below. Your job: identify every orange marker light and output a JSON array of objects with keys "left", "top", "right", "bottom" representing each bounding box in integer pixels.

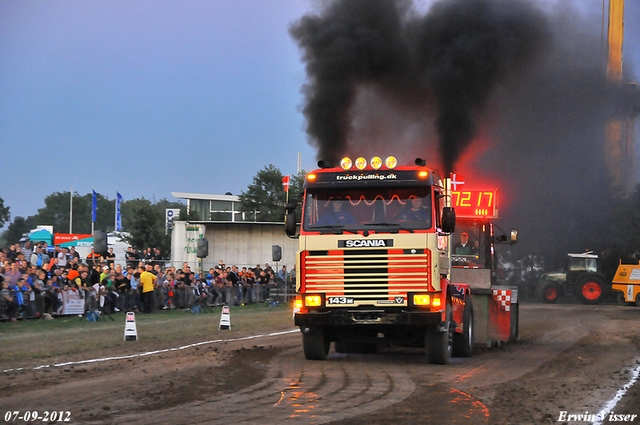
[
  {"left": 307, "top": 174, "right": 317, "bottom": 181},
  {"left": 432, "top": 296, "right": 442, "bottom": 307},
  {"left": 293, "top": 296, "right": 303, "bottom": 318},
  {"left": 413, "top": 294, "right": 431, "bottom": 306},
  {"left": 305, "top": 295, "right": 322, "bottom": 307},
  {"left": 418, "top": 171, "right": 429, "bottom": 179}
]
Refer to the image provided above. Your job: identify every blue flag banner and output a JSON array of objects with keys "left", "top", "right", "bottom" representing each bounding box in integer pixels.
[
  {"left": 92, "top": 190, "right": 97, "bottom": 223},
  {"left": 116, "top": 192, "right": 123, "bottom": 231}
]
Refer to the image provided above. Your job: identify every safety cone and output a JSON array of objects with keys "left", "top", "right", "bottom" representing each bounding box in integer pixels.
[
  {"left": 219, "top": 305, "right": 231, "bottom": 330},
  {"left": 124, "top": 312, "right": 138, "bottom": 341}
]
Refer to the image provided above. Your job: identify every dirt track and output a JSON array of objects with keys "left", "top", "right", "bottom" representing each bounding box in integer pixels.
[{"left": 2, "top": 304, "right": 640, "bottom": 424}]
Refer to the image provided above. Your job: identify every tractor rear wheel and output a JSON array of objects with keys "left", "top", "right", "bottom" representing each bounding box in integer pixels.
[{"left": 577, "top": 277, "right": 605, "bottom": 304}]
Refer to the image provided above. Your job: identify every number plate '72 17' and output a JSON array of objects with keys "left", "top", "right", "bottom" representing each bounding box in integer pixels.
[{"left": 327, "top": 297, "right": 354, "bottom": 305}]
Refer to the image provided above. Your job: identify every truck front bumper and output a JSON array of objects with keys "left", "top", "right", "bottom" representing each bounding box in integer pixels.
[{"left": 295, "top": 309, "right": 443, "bottom": 327}]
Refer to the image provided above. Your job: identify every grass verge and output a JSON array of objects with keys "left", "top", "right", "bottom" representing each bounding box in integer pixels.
[{"left": 0, "top": 303, "right": 295, "bottom": 369}]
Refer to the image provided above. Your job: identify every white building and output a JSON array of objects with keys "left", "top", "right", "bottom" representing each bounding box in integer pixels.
[{"left": 170, "top": 192, "right": 297, "bottom": 274}]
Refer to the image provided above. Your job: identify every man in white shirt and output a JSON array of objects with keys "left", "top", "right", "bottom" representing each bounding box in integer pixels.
[{"left": 57, "top": 248, "right": 68, "bottom": 268}]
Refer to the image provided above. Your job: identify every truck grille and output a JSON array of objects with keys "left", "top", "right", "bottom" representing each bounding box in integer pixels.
[{"left": 303, "top": 249, "right": 433, "bottom": 305}]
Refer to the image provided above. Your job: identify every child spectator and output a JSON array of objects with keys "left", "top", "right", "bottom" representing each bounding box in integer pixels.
[{"left": 164, "top": 273, "right": 176, "bottom": 309}]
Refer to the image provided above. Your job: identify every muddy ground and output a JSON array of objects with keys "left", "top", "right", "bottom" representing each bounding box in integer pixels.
[{"left": 1, "top": 304, "right": 640, "bottom": 424}]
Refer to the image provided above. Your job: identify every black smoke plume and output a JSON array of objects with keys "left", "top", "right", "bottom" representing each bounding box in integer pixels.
[
  {"left": 290, "top": 0, "right": 549, "bottom": 173},
  {"left": 291, "top": 0, "right": 640, "bottom": 271}
]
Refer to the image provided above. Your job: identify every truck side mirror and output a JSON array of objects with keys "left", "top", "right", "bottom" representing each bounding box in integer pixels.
[
  {"left": 442, "top": 207, "right": 456, "bottom": 233},
  {"left": 285, "top": 201, "right": 298, "bottom": 238},
  {"left": 494, "top": 235, "right": 508, "bottom": 243},
  {"left": 510, "top": 229, "right": 518, "bottom": 245}
]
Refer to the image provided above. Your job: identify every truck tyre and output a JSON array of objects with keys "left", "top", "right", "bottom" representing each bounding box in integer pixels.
[
  {"left": 615, "top": 292, "right": 635, "bottom": 306},
  {"left": 578, "top": 277, "right": 605, "bottom": 304},
  {"left": 509, "top": 302, "right": 519, "bottom": 341},
  {"left": 426, "top": 304, "right": 453, "bottom": 364},
  {"left": 334, "top": 341, "right": 377, "bottom": 354},
  {"left": 540, "top": 281, "right": 560, "bottom": 303},
  {"left": 302, "top": 327, "right": 330, "bottom": 360},
  {"left": 452, "top": 298, "right": 473, "bottom": 358},
  {"left": 636, "top": 293, "right": 640, "bottom": 308}
]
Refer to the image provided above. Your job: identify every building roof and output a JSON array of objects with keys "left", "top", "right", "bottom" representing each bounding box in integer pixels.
[
  {"left": 187, "top": 221, "right": 284, "bottom": 226},
  {"left": 171, "top": 192, "right": 240, "bottom": 202}
]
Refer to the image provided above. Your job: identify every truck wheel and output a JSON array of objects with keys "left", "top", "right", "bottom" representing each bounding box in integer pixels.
[
  {"left": 452, "top": 298, "right": 473, "bottom": 357},
  {"left": 636, "top": 293, "right": 640, "bottom": 308},
  {"left": 578, "top": 277, "right": 605, "bottom": 304},
  {"left": 302, "top": 327, "right": 330, "bottom": 360},
  {"left": 334, "top": 341, "right": 377, "bottom": 354},
  {"left": 426, "top": 304, "right": 453, "bottom": 364},
  {"left": 540, "top": 281, "right": 560, "bottom": 303},
  {"left": 509, "top": 303, "right": 519, "bottom": 341},
  {"left": 615, "top": 292, "right": 635, "bottom": 306}
]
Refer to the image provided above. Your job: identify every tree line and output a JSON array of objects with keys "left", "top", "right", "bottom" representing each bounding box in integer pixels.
[
  {"left": 4, "top": 167, "right": 640, "bottom": 277},
  {"left": 0, "top": 165, "right": 306, "bottom": 253}
]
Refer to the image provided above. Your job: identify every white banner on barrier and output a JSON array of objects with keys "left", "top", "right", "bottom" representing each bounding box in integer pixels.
[{"left": 60, "top": 291, "right": 85, "bottom": 315}]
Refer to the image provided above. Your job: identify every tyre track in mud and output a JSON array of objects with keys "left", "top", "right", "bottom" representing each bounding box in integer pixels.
[{"left": 109, "top": 347, "right": 415, "bottom": 425}]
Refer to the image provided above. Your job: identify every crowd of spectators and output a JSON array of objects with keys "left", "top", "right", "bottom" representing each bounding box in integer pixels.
[{"left": 0, "top": 241, "right": 293, "bottom": 322}]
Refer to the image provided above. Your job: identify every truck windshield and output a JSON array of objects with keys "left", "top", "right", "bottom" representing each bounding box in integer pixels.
[{"left": 303, "top": 187, "right": 433, "bottom": 232}]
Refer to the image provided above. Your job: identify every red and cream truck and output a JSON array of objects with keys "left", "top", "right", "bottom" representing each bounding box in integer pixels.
[{"left": 285, "top": 156, "right": 518, "bottom": 363}]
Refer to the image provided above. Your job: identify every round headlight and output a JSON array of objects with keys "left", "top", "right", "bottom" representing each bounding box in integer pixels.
[
  {"left": 385, "top": 156, "right": 398, "bottom": 169},
  {"left": 340, "top": 157, "right": 353, "bottom": 170},
  {"left": 371, "top": 156, "right": 382, "bottom": 170},
  {"left": 355, "top": 157, "right": 367, "bottom": 170}
]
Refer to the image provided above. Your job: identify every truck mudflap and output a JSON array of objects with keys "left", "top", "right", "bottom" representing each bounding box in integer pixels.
[{"left": 295, "top": 309, "right": 443, "bottom": 327}]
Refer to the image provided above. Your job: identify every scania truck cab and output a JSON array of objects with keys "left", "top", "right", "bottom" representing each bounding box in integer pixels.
[{"left": 285, "top": 156, "right": 518, "bottom": 363}]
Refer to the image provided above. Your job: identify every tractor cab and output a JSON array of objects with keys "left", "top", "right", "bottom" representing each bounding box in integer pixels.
[{"left": 566, "top": 252, "right": 600, "bottom": 284}]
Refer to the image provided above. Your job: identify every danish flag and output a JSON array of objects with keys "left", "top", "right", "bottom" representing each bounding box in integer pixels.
[
  {"left": 451, "top": 173, "right": 465, "bottom": 191},
  {"left": 282, "top": 175, "right": 290, "bottom": 192}
]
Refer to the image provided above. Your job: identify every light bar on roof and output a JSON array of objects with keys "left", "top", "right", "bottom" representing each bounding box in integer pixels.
[{"left": 385, "top": 156, "right": 398, "bottom": 169}]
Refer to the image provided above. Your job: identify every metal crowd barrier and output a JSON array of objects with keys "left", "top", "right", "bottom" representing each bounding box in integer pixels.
[
  {"left": 1, "top": 279, "right": 299, "bottom": 322},
  {"left": 0, "top": 292, "right": 46, "bottom": 321}
]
